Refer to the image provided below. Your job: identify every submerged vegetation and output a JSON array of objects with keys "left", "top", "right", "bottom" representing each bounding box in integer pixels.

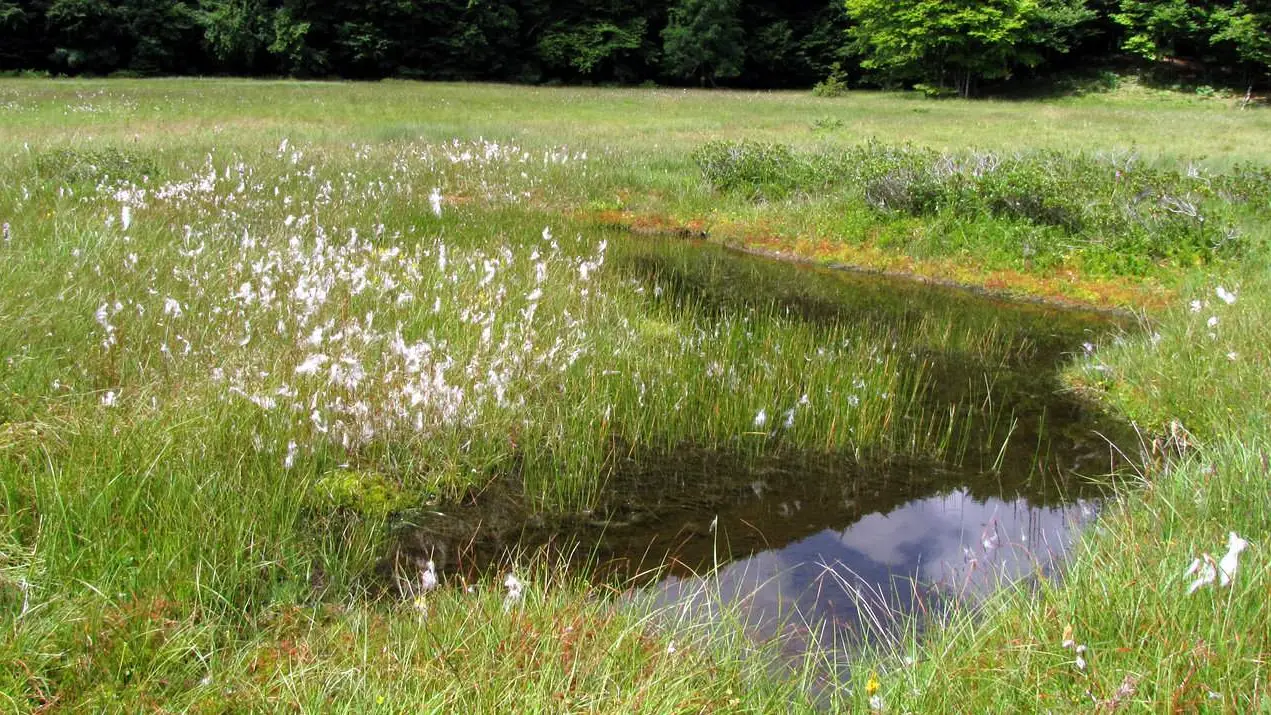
[{"left": 1, "top": 78, "right": 1270, "bottom": 710}]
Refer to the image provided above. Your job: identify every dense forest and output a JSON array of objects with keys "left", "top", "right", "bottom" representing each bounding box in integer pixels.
[{"left": 0, "top": 0, "right": 1268, "bottom": 93}]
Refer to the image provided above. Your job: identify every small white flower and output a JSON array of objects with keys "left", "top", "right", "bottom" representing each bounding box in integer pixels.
[
  {"left": 121, "top": 205, "right": 132, "bottom": 231},
  {"left": 1215, "top": 286, "right": 1237, "bottom": 305},
  {"left": 163, "top": 297, "right": 182, "bottom": 318},
  {"left": 666, "top": 641, "right": 677, "bottom": 655},
  {"left": 1228, "top": 351, "right": 1238, "bottom": 361},
  {"left": 295, "top": 354, "right": 329, "bottom": 376},
  {"left": 1207, "top": 316, "right": 1220, "bottom": 328},
  {"left": 1219, "top": 531, "right": 1248, "bottom": 587},
  {"left": 283, "top": 441, "right": 298, "bottom": 470},
  {"left": 1190, "top": 300, "right": 1203, "bottom": 313},
  {"left": 420, "top": 560, "right": 438, "bottom": 592},
  {"left": 753, "top": 409, "right": 767, "bottom": 428},
  {"left": 503, "top": 573, "right": 523, "bottom": 611},
  {"left": 869, "top": 694, "right": 884, "bottom": 711},
  {"left": 101, "top": 390, "right": 118, "bottom": 407},
  {"left": 1186, "top": 531, "right": 1247, "bottom": 593},
  {"left": 429, "top": 188, "right": 443, "bottom": 218},
  {"left": 1186, "top": 555, "right": 1217, "bottom": 594}
]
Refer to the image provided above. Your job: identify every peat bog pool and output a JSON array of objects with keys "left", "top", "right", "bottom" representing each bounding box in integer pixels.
[{"left": 385, "top": 234, "right": 1137, "bottom": 652}]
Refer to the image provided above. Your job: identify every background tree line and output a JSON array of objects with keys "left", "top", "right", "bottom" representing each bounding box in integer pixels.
[{"left": 0, "top": 0, "right": 1267, "bottom": 93}]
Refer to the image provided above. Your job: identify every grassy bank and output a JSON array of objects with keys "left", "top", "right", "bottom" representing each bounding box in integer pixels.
[
  {"left": 861, "top": 276, "right": 1271, "bottom": 711},
  {"left": 1, "top": 78, "right": 1270, "bottom": 711}
]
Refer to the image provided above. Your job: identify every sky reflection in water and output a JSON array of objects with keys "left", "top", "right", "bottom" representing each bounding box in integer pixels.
[{"left": 648, "top": 488, "right": 1099, "bottom": 649}]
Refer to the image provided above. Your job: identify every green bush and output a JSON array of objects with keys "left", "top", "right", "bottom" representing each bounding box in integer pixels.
[
  {"left": 912, "top": 83, "right": 958, "bottom": 99},
  {"left": 810, "top": 116, "right": 846, "bottom": 132},
  {"left": 34, "top": 146, "right": 161, "bottom": 185},
  {"left": 696, "top": 140, "right": 1268, "bottom": 274},
  {"left": 811, "top": 63, "right": 849, "bottom": 98},
  {"left": 692, "top": 140, "right": 812, "bottom": 200}
]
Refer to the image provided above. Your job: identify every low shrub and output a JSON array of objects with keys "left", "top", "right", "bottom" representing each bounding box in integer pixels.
[
  {"left": 696, "top": 140, "right": 1268, "bottom": 273},
  {"left": 692, "top": 140, "right": 811, "bottom": 200},
  {"left": 34, "top": 146, "right": 160, "bottom": 184},
  {"left": 811, "top": 63, "right": 849, "bottom": 98}
]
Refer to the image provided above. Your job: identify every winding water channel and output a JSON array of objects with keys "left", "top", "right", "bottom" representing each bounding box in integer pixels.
[{"left": 389, "top": 235, "right": 1136, "bottom": 649}]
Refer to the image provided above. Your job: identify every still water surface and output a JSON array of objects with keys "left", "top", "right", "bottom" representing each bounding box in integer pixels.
[{"left": 394, "top": 236, "right": 1133, "bottom": 646}]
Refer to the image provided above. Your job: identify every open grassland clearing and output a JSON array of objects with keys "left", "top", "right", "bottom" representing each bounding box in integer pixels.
[{"left": 1, "top": 79, "right": 1270, "bottom": 710}]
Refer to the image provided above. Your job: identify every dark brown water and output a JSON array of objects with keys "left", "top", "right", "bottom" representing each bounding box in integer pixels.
[{"left": 386, "top": 235, "right": 1135, "bottom": 647}]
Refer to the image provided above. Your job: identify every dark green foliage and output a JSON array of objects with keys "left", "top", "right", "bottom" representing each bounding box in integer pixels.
[
  {"left": 1114, "top": 0, "right": 1271, "bottom": 81},
  {"left": 843, "top": 0, "right": 1097, "bottom": 96},
  {"left": 0, "top": 0, "right": 24, "bottom": 37},
  {"left": 0, "top": 0, "right": 1268, "bottom": 87},
  {"left": 1211, "top": 2, "right": 1271, "bottom": 75},
  {"left": 198, "top": 0, "right": 272, "bottom": 73},
  {"left": 44, "top": 0, "right": 126, "bottom": 73},
  {"left": 661, "top": 0, "right": 745, "bottom": 85},
  {"left": 267, "top": 5, "right": 325, "bottom": 76},
  {"left": 729, "top": 0, "right": 849, "bottom": 87},
  {"left": 44, "top": 0, "right": 202, "bottom": 74},
  {"left": 1113, "top": 0, "right": 1207, "bottom": 60},
  {"left": 696, "top": 140, "right": 1270, "bottom": 274},
  {"left": 537, "top": 20, "right": 648, "bottom": 81},
  {"left": 0, "top": 0, "right": 35, "bottom": 68}
]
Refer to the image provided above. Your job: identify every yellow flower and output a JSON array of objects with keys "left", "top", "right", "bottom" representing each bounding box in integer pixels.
[{"left": 866, "top": 673, "right": 880, "bottom": 696}]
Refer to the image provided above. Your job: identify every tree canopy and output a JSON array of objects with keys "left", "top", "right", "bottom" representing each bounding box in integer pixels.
[
  {"left": 843, "top": 0, "right": 1095, "bottom": 96},
  {"left": 0, "top": 0, "right": 1267, "bottom": 91},
  {"left": 661, "top": 0, "right": 745, "bottom": 85}
]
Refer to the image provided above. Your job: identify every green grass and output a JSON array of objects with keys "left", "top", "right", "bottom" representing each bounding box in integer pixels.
[
  {"left": 0, "top": 136, "right": 1062, "bottom": 511},
  {"left": 692, "top": 139, "right": 1271, "bottom": 276},
  {"left": 4, "top": 78, "right": 1269, "bottom": 160},
  {"left": 860, "top": 278, "right": 1271, "bottom": 711},
  {"left": 1, "top": 78, "right": 1270, "bottom": 711}
]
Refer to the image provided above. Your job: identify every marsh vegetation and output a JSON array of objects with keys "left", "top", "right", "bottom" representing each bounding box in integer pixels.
[{"left": 1, "top": 79, "right": 1269, "bottom": 710}]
